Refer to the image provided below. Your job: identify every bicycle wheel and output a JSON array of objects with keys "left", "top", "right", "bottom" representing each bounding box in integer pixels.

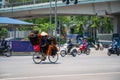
[
  {"left": 48, "top": 53, "right": 59, "bottom": 63},
  {"left": 33, "top": 52, "right": 42, "bottom": 64}
]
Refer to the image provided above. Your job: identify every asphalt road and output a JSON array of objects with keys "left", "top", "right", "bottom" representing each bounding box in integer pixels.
[{"left": 0, "top": 48, "right": 120, "bottom": 80}]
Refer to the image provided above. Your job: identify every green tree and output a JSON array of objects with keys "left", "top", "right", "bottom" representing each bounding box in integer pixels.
[{"left": 0, "top": 28, "right": 8, "bottom": 39}]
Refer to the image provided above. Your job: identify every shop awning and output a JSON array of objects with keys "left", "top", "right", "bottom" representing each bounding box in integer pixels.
[{"left": 0, "top": 17, "right": 33, "bottom": 25}]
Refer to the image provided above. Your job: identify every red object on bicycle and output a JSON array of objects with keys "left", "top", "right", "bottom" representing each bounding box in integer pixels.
[{"left": 33, "top": 45, "right": 40, "bottom": 52}]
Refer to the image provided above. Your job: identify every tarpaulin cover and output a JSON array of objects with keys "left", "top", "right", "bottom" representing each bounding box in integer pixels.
[
  {"left": 12, "top": 41, "right": 34, "bottom": 52},
  {"left": 0, "top": 17, "right": 33, "bottom": 25}
]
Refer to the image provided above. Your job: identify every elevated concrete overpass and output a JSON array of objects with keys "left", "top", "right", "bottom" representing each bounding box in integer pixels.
[
  {"left": 0, "top": 0, "right": 120, "bottom": 34},
  {"left": 0, "top": 0, "right": 120, "bottom": 18}
]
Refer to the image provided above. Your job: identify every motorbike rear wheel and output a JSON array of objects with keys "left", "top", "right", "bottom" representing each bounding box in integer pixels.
[
  {"left": 86, "top": 49, "right": 90, "bottom": 55},
  {"left": 71, "top": 49, "right": 77, "bottom": 57}
]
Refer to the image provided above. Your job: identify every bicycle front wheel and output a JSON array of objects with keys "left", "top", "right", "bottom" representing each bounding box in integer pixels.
[
  {"left": 33, "top": 52, "right": 42, "bottom": 64},
  {"left": 48, "top": 54, "right": 59, "bottom": 63}
]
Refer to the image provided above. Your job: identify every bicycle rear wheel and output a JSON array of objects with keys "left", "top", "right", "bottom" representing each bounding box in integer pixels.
[
  {"left": 33, "top": 52, "right": 42, "bottom": 64},
  {"left": 48, "top": 53, "right": 58, "bottom": 63}
]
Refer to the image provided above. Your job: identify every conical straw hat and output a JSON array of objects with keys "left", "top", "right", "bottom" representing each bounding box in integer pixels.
[{"left": 41, "top": 32, "right": 48, "bottom": 36}]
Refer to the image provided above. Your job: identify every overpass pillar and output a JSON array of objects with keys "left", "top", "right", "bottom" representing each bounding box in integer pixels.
[{"left": 113, "top": 15, "right": 120, "bottom": 35}]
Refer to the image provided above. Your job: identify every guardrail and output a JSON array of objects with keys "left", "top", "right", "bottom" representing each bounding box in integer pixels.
[{"left": 1, "top": 0, "right": 61, "bottom": 8}]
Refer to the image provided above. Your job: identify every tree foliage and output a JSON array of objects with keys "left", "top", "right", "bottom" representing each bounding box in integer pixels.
[
  {"left": 25, "top": 15, "right": 113, "bottom": 37},
  {"left": 0, "top": 28, "right": 8, "bottom": 39}
]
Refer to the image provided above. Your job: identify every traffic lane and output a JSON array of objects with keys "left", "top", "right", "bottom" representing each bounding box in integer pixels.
[
  {"left": 1, "top": 72, "right": 120, "bottom": 80},
  {"left": 0, "top": 53, "right": 120, "bottom": 79},
  {"left": 0, "top": 55, "right": 120, "bottom": 75}
]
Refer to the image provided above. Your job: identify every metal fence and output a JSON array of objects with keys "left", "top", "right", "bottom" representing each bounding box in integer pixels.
[{"left": 8, "top": 31, "right": 30, "bottom": 38}]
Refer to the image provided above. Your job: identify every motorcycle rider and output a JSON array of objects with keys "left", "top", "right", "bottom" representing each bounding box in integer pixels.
[
  {"left": 0, "top": 37, "right": 7, "bottom": 49},
  {"left": 67, "top": 38, "right": 73, "bottom": 53},
  {"left": 82, "top": 38, "right": 88, "bottom": 50},
  {"left": 111, "top": 39, "right": 119, "bottom": 52}
]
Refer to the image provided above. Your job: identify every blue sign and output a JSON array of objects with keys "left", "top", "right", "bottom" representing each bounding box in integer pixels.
[{"left": 12, "top": 41, "right": 34, "bottom": 52}]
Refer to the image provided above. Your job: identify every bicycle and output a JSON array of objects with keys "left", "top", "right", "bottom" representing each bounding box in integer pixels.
[{"left": 33, "top": 46, "right": 59, "bottom": 64}]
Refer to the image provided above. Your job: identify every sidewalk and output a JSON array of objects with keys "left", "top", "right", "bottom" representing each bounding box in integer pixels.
[
  {"left": 11, "top": 52, "right": 33, "bottom": 56},
  {"left": 90, "top": 48, "right": 108, "bottom": 54},
  {"left": 10, "top": 48, "right": 108, "bottom": 56}
]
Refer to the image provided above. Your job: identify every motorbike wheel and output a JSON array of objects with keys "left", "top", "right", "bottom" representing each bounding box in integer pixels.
[
  {"left": 117, "top": 53, "right": 120, "bottom": 56},
  {"left": 86, "top": 49, "right": 90, "bottom": 55},
  {"left": 60, "top": 50, "right": 66, "bottom": 57},
  {"left": 116, "top": 51, "right": 120, "bottom": 56},
  {"left": 116, "top": 49, "right": 120, "bottom": 56},
  {"left": 48, "top": 53, "right": 59, "bottom": 63},
  {"left": 4, "top": 48, "right": 12, "bottom": 57},
  {"left": 107, "top": 51, "right": 111, "bottom": 56},
  {"left": 71, "top": 49, "right": 77, "bottom": 57},
  {"left": 77, "top": 49, "right": 82, "bottom": 55},
  {"left": 33, "top": 52, "right": 43, "bottom": 64}
]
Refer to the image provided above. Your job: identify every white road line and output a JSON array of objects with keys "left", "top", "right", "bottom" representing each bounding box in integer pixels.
[{"left": 1, "top": 72, "right": 120, "bottom": 80}]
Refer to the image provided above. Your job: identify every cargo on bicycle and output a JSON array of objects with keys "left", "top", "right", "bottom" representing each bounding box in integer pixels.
[{"left": 28, "top": 31, "right": 59, "bottom": 64}]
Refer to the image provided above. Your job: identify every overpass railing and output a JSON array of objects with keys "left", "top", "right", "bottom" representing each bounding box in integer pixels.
[
  {"left": 0, "top": 0, "right": 118, "bottom": 13},
  {"left": 1, "top": 0, "right": 61, "bottom": 8},
  {"left": 1, "top": 0, "right": 118, "bottom": 8}
]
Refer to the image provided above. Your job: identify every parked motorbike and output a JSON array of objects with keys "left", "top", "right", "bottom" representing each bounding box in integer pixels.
[
  {"left": 60, "top": 43, "right": 77, "bottom": 57},
  {"left": 107, "top": 46, "right": 120, "bottom": 56},
  {"left": 0, "top": 41, "right": 12, "bottom": 57},
  {"left": 77, "top": 44, "right": 90, "bottom": 55}
]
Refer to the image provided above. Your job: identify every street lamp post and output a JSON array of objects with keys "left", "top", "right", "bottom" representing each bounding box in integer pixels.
[
  {"left": 55, "top": 0, "right": 61, "bottom": 46},
  {"left": 49, "top": 0, "right": 52, "bottom": 36},
  {"left": 55, "top": 0, "right": 57, "bottom": 36}
]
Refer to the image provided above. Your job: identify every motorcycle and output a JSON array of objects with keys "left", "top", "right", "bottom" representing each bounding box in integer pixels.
[
  {"left": 0, "top": 41, "right": 12, "bottom": 57},
  {"left": 60, "top": 43, "right": 77, "bottom": 57},
  {"left": 107, "top": 46, "right": 120, "bottom": 56},
  {"left": 77, "top": 44, "right": 90, "bottom": 55}
]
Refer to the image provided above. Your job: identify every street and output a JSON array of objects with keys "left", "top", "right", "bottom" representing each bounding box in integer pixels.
[{"left": 0, "top": 48, "right": 120, "bottom": 80}]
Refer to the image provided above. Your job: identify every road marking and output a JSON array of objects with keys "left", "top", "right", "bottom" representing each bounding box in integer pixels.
[{"left": 1, "top": 72, "right": 120, "bottom": 80}]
